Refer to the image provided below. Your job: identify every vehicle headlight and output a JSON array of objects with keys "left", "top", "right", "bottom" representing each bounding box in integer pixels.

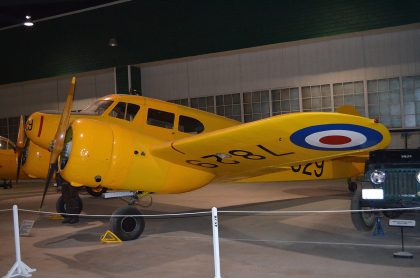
[
  {"left": 416, "top": 171, "right": 420, "bottom": 183},
  {"left": 370, "top": 170, "right": 386, "bottom": 184}
]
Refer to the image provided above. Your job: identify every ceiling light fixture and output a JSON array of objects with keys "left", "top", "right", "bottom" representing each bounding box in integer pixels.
[
  {"left": 108, "top": 38, "right": 118, "bottom": 47},
  {"left": 23, "top": 15, "right": 34, "bottom": 27}
]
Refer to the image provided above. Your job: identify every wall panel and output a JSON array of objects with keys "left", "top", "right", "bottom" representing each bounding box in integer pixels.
[
  {"left": 22, "top": 80, "right": 59, "bottom": 113},
  {"left": 188, "top": 55, "right": 242, "bottom": 97},
  {"left": 95, "top": 70, "right": 115, "bottom": 97},
  {"left": 141, "top": 27, "right": 420, "bottom": 100},
  {"left": 0, "top": 69, "right": 115, "bottom": 118},
  {"left": 142, "top": 63, "right": 189, "bottom": 100}
]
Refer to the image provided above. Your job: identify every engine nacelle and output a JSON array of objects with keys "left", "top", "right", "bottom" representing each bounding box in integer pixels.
[
  {"left": 21, "top": 140, "right": 50, "bottom": 179},
  {"left": 59, "top": 118, "right": 214, "bottom": 193},
  {"left": 26, "top": 112, "right": 60, "bottom": 150},
  {"left": 59, "top": 119, "right": 113, "bottom": 187}
]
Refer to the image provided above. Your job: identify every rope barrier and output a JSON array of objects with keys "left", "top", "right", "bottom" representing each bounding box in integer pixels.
[
  {"left": 18, "top": 208, "right": 211, "bottom": 218},
  {"left": 3, "top": 204, "right": 419, "bottom": 278},
  {"left": 0, "top": 208, "right": 12, "bottom": 213},
  {"left": 219, "top": 207, "right": 420, "bottom": 215},
  {"left": 13, "top": 206, "right": 420, "bottom": 218}
]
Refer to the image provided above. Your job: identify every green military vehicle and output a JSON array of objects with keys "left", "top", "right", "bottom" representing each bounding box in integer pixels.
[{"left": 351, "top": 149, "right": 420, "bottom": 231}]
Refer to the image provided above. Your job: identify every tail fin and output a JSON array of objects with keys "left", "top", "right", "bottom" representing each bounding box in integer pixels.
[{"left": 336, "top": 105, "right": 361, "bottom": 116}]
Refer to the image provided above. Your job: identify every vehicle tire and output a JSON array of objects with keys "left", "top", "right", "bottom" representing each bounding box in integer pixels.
[
  {"left": 383, "top": 211, "right": 403, "bottom": 219},
  {"left": 110, "top": 206, "right": 145, "bottom": 241},
  {"left": 56, "top": 195, "right": 83, "bottom": 216},
  {"left": 348, "top": 181, "right": 357, "bottom": 193},
  {"left": 350, "top": 190, "right": 375, "bottom": 231},
  {"left": 86, "top": 186, "right": 107, "bottom": 197}
]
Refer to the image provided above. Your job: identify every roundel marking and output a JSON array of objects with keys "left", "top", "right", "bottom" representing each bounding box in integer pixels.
[{"left": 290, "top": 124, "right": 383, "bottom": 151}]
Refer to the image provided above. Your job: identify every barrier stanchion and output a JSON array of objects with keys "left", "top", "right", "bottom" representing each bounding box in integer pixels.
[
  {"left": 212, "top": 207, "right": 222, "bottom": 278},
  {"left": 3, "top": 205, "right": 36, "bottom": 278}
]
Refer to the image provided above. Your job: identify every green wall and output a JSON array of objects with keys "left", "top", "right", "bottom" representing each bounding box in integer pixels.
[{"left": 1, "top": 0, "right": 420, "bottom": 85}]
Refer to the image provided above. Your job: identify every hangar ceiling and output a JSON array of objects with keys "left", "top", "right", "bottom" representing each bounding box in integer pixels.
[
  {"left": 1, "top": 0, "right": 420, "bottom": 85},
  {"left": 0, "top": 0, "right": 117, "bottom": 29}
]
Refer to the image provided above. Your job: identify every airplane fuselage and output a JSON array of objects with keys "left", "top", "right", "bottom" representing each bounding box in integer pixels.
[{"left": 25, "top": 94, "right": 239, "bottom": 193}]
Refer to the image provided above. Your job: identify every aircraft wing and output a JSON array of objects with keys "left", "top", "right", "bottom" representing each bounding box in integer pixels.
[{"left": 151, "top": 112, "right": 390, "bottom": 181}]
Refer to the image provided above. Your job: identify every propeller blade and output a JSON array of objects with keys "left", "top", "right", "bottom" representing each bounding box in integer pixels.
[
  {"left": 15, "top": 115, "right": 25, "bottom": 183},
  {"left": 40, "top": 76, "right": 76, "bottom": 209},
  {"left": 16, "top": 154, "right": 22, "bottom": 183},
  {"left": 50, "top": 76, "right": 76, "bottom": 164},
  {"left": 16, "top": 115, "right": 25, "bottom": 150},
  {"left": 40, "top": 163, "right": 56, "bottom": 209}
]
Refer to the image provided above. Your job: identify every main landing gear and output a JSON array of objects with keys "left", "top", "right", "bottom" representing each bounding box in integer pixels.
[
  {"left": 110, "top": 206, "right": 145, "bottom": 241},
  {"left": 54, "top": 190, "right": 148, "bottom": 240},
  {"left": 55, "top": 195, "right": 83, "bottom": 216},
  {"left": 1, "top": 179, "right": 12, "bottom": 189},
  {"left": 85, "top": 186, "right": 108, "bottom": 197},
  {"left": 108, "top": 191, "right": 149, "bottom": 241}
]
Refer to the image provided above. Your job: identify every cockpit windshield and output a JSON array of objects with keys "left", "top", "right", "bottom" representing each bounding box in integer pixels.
[
  {"left": 0, "top": 136, "right": 15, "bottom": 150},
  {"left": 80, "top": 100, "right": 114, "bottom": 115}
]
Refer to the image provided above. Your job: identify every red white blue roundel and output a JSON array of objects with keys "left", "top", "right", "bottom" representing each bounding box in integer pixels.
[{"left": 290, "top": 124, "right": 383, "bottom": 151}]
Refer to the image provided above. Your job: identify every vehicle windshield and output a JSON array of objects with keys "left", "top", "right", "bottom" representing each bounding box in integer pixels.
[{"left": 80, "top": 100, "right": 114, "bottom": 115}]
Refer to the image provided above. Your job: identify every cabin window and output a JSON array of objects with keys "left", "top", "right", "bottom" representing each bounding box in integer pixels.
[
  {"left": 147, "top": 108, "right": 174, "bottom": 129},
  {"left": 81, "top": 100, "right": 114, "bottom": 115},
  {"left": 178, "top": 115, "right": 204, "bottom": 134},
  {"left": 109, "top": 102, "right": 140, "bottom": 121}
]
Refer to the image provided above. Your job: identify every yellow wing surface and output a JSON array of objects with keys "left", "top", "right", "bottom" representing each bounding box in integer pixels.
[{"left": 151, "top": 112, "right": 390, "bottom": 181}]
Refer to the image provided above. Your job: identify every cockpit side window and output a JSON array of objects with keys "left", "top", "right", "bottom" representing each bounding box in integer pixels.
[
  {"left": 126, "top": 103, "right": 141, "bottom": 121},
  {"left": 147, "top": 108, "right": 174, "bottom": 129},
  {"left": 81, "top": 100, "right": 114, "bottom": 115},
  {"left": 109, "top": 102, "right": 140, "bottom": 121},
  {"left": 0, "top": 137, "right": 13, "bottom": 150},
  {"left": 178, "top": 115, "right": 204, "bottom": 134},
  {"left": 0, "top": 138, "right": 7, "bottom": 150}
]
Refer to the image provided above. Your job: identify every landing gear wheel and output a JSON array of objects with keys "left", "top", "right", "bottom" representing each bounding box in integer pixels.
[
  {"left": 110, "top": 206, "right": 145, "bottom": 241},
  {"left": 86, "top": 186, "right": 107, "bottom": 197},
  {"left": 350, "top": 190, "right": 375, "bottom": 231},
  {"left": 56, "top": 195, "right": 83, "bottom": 216},
  {"left": 347, "top": 179, "right": 357, "bottom": 193},
  {"left": 2, "top": 180, "right": 12, "bottom": 189}
]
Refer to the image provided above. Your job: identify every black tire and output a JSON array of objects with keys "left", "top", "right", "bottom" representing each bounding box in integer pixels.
[
  {"left": 86, "top": 186, "right": 107, "bottom": 197},
  {"left": 110, "top": 206, "right": 145, "bottom": 241},
  {"left": 56, "top": 195, "right": 83, "bottom": 216},
  {"left": 350, "top": 190, "right": 375, "bottom": 231},
  {"left": 348, "top": 181, "right": 357, "bottom": 193}
]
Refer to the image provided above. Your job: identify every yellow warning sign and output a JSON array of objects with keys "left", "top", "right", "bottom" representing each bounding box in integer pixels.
[
  {"left": 100, "top": 230, "right": 122, "bottom": 243},
  {"left": 48, "top": 215, "right": 64, "bottom": 220}
]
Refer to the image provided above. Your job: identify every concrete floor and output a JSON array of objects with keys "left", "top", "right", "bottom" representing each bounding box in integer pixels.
[{"left": 0, "top": 180, "right": 419, "bottom": 278}]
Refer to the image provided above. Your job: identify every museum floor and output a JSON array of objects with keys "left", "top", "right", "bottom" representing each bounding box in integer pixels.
[{"left": 1, "top": 180, "right": 419, "bottom": 278}]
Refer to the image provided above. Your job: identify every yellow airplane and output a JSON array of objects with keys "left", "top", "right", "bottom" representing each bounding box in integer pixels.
[
  {"left": 0, "top": 116, "right": 30, "bottom": 188},
  {"left": 23, "top": 77, "right": 390, "bottom": 240},
  {"left": 0, "top": 136, "right": 17, "bottom": 188}
]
